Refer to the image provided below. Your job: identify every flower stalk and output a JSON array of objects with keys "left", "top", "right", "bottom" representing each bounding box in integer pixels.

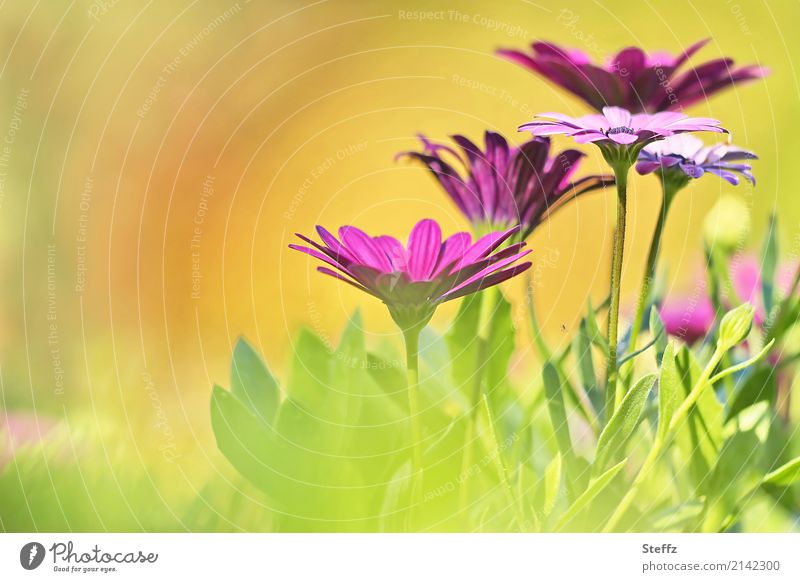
[
  {"left": 620, "top": 176, "right": 685, "bottom": 395},
  {"left": 599, "top": 145, "right": 642, "bottom": 418},
  {"left": 403, "top": 327, "right": 424, "bottom": 528}
]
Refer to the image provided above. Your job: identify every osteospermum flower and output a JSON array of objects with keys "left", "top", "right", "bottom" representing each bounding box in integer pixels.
[
  {"left": 520, "top": 106, "right": 726, "bottom": 147},
  {"left": 290, "top": 219, "right": 531, "bottom": 331},
  {"left": 497, "top": 39, "right": 767, "bottom": 113},
  {"left": 636, "top": 134, "right": 756, "bottom": 185},
  {"left": 400, "top": 133, "right": 614, "bottom": 240}
]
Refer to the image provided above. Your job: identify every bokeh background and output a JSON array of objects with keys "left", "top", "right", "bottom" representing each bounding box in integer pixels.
[{"left": 0, "top": 0, "right": 795, "bottom": 530}]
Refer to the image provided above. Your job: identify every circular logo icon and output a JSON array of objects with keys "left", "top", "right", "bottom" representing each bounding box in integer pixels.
[{"left": 20, "top": 542, "right": 45, "bottom": 570}]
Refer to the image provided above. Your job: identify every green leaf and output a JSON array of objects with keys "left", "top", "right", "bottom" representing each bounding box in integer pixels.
[
  {"left": 445, "top": 293, "right": 483, "bottom": 392},
  {"left": 702, "top": 431, "right": 761, "bottom": 532},
  {"left": 542, "top": 454, "right": 562, "bottom": 519},
  {"left": 652, "top": 501, "right": 705, "bottom": 531},
  {"left": 724, "top": 367, "right": 776, "bottom": 423},
  {"left": 764, "top": 456, "right": 800, "bottom": 486},
  {"left": 658, "top": 343, "right": 681, "bottom": 440},
  {"left": 214, "top": 316, "right": 408, "bottom": 530},
  {"left": 285, "top": 327, "right": 335, "bottom": 416},
  {"left": 593, "top": 374, "right": 656, "bottom": 475},
  {"left": 555, "top": 459, "right": 626, "bottom": 531},
  {"left": 649, "top": 307, "right": 668, "bottom": 365},
  {"left": 761, "top": 213, "right": 779, "bottom": 315},
  {"left": 484, "top": 293, "right": 515, "bottom": 396},
  {"left": 672, "top": 347, "right": 724, "bottom": 486},
  {"left": 210, "top": 385, "right": 278, "bottom": 495},
  {"left": 585, "top": 298, "right": 609, "bottom": 354},
  {"left": 573, "top": 319, "right": 603, "bottom": 418},
  {"left": 231, "top": 337, "right": 280, "bottom": 424},
  {"left": 543, "top": 362, "right": 574, "bottom": 466}
]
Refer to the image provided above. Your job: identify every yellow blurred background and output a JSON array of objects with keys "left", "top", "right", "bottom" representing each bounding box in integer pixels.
[{"left": 0, "top": 0, "right": 794, "bottom": 523}]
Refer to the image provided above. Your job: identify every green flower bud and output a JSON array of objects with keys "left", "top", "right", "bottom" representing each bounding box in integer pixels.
[
  {"left": 718, "top": 303, "right": 755, "bottom": 351},
  {"left": 703, "top": 195, "right": 750, "bottom": 254}
]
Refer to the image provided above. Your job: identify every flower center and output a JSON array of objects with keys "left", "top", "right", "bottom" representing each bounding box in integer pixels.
[{"left": 607, "top": 126, "right": 635, "bottom": 135}]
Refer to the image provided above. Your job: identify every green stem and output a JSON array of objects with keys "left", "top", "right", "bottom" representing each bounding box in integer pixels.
[
  {"left": 603, "top": 346, "right": 725, "bottom": 532},
  {"left": 622, "top": 181, "right": 679, "bottom": 394},
  {"left": 605, "top": 163, "right": 630, "bottom": 417},
  {"left": 403, "top": 328, "right": 423, "bottom": 530}
]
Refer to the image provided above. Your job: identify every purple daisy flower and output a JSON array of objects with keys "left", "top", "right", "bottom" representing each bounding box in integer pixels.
[
  {"left": 290, "top": 219, "right": 532, "bottom": 330},
  {"left": 636, "top": 134, "right": 756, "bottom": 185},
  {"left": 399, "top": 132, "right": 614, "bottom": 240},
  {"left": 520, "top": 106, "right": 726, "bottom": 147},
  {"left": 497, "top": 39, "right": 767, "bottom": 113}
]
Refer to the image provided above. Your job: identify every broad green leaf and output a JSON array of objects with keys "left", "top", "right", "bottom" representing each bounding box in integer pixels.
[
  {"left": 231, "top": 337, "right": 280, "bottom": 424},
  {"left": 764, "top": 456, "right": 800, "bottom": 486},
  {"left": 724, "top": 367, "right": 776, "bottom": 423},
  {"left": 555, "top": 459, "right": 626, "bottom": 531},
  {"left": 593, "top": 374, "right": 656, "bottom": 475},
  {"left": 761, "top": 213, "right": 779, "bottom": 315},
  {"left": 210, "top": 385, "right": 278, "bottom": 496},
  {"left": 285, "top": 327, "right": 334, "bottom": 415},
  {"left": 215, "top": 315, "right": 408, "bottom": 530},
  {"left": 658, "top": 343, "right": 681, "bottom": 440}
]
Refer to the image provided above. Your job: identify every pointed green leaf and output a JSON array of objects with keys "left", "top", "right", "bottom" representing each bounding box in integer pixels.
[
  {"left": 724, "top": 367, "right": 776, "bottom": 422},
  {"left": 485, "top": 293, "right": 516, "bottom": 395},
  {"left": 658, "top": 343, "right": 681, "bottom": 440},
  {"left": 555, "top": 459, "right": 626, "bottom": 531},
  {"left": 573, "top": 319, "right": 603, "bottom": 418},
  {"left": 702, "top": 431, "right": 761, "bottom": 532},
  {"left": 210, "top": 385, "right": 277, "bottom": 492},
  {"left": 231, "top": 337, "right": 280, "bottom": 424},
  {"left": 649, "top": 307, "right": 668, "bottom": 365},
  {"left": 672, "top": 347, "right": 724, "bottom": 485},
  {"left": 543, "top": 454, "right": 562, "bottom": 519},
  {"left": 585, "top": 299, "right": 608, "bottom": 354},
  {"left": 761, "top": 213, "right": 779, "bottom": 315},
  {"left": 764, "top": 456, "right": 800, "bottom": 486},
  {"left": 593, "top": 374, "right": 656, "bottom": 475},
  {"left": 285, "top": 327, "right": 334, "bottom": 415},
  {"left": 543, "top": 362, "right": 574, "bottom": 464},
  {"left": 445, "top": 293, "right": 483, "bottom": 392}
]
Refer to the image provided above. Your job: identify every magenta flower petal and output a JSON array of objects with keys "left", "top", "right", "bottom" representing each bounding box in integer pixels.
[
  {"left": 407, "top": 219, "right": 442, "bottom": 281},
  {"left": 498, "top": 39, "right": 767, "bottom": 113},
  {"left": 291, "top": 219, "right": 531, "bottom": 330},
  {"left": 400, "top": 132, "right": 612, "bottom": 239},
  {"left": 339, "top": 226, "right": 394, "bottom": 273}
]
